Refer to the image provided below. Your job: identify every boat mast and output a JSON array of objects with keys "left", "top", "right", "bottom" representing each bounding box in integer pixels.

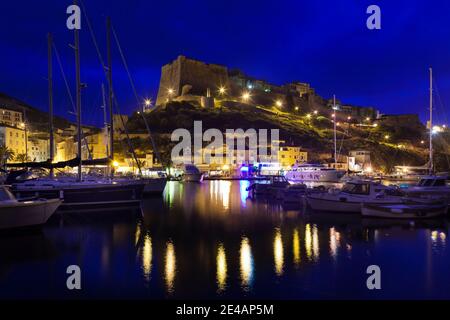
[
  {"left": 74, "top": 8, "right": 82, "bottom": 182},
  {"left": 429, "top": 67, "right": 433, "bottom": 175},
  {"left": 333, "top": 94, "right": 337, "bottom": 166},
  {"left": 101, "top": 84, "right": 109, "bottom": 158},
  {"left": 48, "top": 33, "right": 55, "bottom": 178},
  {"left": 106, "top": 17, "right": 114, "bottom": 178}
]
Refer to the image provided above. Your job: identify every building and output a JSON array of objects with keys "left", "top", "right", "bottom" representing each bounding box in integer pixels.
[
  {"left": 0, "top": 125, "right": 27, "bottom": 161},
  {"left": 113, "top": 114, "right": 129, "bottom": 138},
  {"left": 348, "top": 150, "right": 372, "bottom": 172},
  {"left": 27, "top": 137, "right": 49, "bottom": 162},
  {"left": 155, "top": 55, "right": 319, "bottom": 112},
  {"left": 0, "top": 108, "right": 24, "bottom": 127},
  {"left": 278, "top": 146, "right": 308, "bottom": 168},
  {"left": 339, "top": 104, "right": 380, "bottom": 121},
  {"left": 84, "top": 132, "right": 108, "bottom": 160},
  {"left": 55, "top": 137, "right": 76, "bottom": 163}
]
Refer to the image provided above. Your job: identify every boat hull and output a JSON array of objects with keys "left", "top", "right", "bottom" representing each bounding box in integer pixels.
[
  {"left": 142, "top": 178, "right": 167, "bottom": 196},
  {"left": 0, "top": 199, "right": 61, "bottom": 230},
  {"left": 307, "top": 194, "right": 403, "bottom": 213},
  {"left": 286, "top": 170, "right": 343, "bottom": 183},
  {"left": 362, "top": 203, "right": 447, "bottom": 219},
  {"left": 11, "top": 182, "right": 145, "bottom": 211},
  {"left": 183, "top": 173, "right": 204, "bottom": 182}
]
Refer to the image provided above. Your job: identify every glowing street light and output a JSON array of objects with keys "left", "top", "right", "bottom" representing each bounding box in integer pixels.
[
  {"left": 167, "top": 88, "right": 174, "bottom": 96},
  {"left": 218, "top": 86, "right": 226, "bottom": 95},
  {"left": 366, "top": 117, "right": 370, "bottom": 122},
  {"left": 113, "top": 161, "right": 119, "bottom": 167},
  {"left": 242, "top": 91, "right": 251, "bottom": 102},
  {"left": 384, "top": 135, "right": 390, "bottom": 140},
  {"left": 373, "top": 123, "right": 378, "bottom": 128},
  {"left": 294, "top": 106, "right": 299, "bottom": 111},
  {"left": 144, "top": 99, "right": 151, "bottom": 106},
  {"left": 347, "top": 116, "right": 351, "bottom": 121},
  {"left": 331, "top": 113, "right": 336, "bottom": 118},
  {"left": 275, "top": 100, "right": 283, "bottom": 107},
  {"left": 421, "top": 140, "right": 425, "bottom": 144},
  {"left": 306, "top": 113, "right": 312, "bottom": 119}
]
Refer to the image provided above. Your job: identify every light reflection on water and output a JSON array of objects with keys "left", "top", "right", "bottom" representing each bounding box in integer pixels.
[
  {"left": 240, "top": 237, "right": 254, "bottom": 291},
  {"left": 216, "top": 243, "right": 227, "bottom": 292},
  {"left": 0, "top": 180, "right": 449, "bottom": 299},
  {"left": 165, "top": 241, "right": 176, "bottom": 294}
]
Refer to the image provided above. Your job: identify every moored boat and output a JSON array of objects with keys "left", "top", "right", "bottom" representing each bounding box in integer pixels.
[
  {"left": 306, "top": 180, "right": 405, "bottom": 213},
  {"left": 182, "top": 164, "right": 204, "bottom": 182},
  {"left": 0, "top": 186, "right": 61, "bottom": 230},
  {"left": 285, "top": 163, "right": 345, "bottom": 183},
  {"left": 362, "top": 201, "right": 447, "bottom": 219}
]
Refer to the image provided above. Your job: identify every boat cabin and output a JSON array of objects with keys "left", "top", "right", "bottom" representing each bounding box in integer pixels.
[
  {"left": 341, "top": 181, "right": 401, "bottom": 196},
  {"left": 417, "top": 176, "right": 449, "bottom": 187}
]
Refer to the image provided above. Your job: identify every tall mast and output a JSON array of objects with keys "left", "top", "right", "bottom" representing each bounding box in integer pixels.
[
  {"left": 74, "top": 10, "right": 82, "bottom": 181},
  {"left": 101, "top": 84, "right": 109, "bottom": 158},
  {"left": 106, "top": 17, "right": 114, "bottom": 177},
  {"left": 48, "top": 33, "right": 54, "bottom": 178},
  {"left": 429, "top": 67, "right": 433, "bottom": 175},
  {"left": 333, "top": 94, "right": 337, "bottom": 165}
]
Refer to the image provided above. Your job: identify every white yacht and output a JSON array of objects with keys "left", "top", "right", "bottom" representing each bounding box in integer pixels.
[
  {"left": 0, "top": 186, "right": 61, "bottom": 230},
  {"left": 285, "top": 164, "right": 345, "bottom": 183},
  {"left": 306, "top": 180, "right": 405, "bottom": 213}
]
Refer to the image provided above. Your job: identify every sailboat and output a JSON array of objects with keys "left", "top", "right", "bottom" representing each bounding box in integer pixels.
[
  {"left": 8, "top": 23, "right": 150, "bottom": 211},
  {"left": 405, "top": 68, "right": 450, "bottom": 203}
]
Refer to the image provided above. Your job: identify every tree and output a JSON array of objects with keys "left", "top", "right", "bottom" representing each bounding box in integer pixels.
[
  {"left": 15, "top": 153, "right": 30, "bottom": 163},
  {"left": 0, "top": 146, "right": 15, "bottom": 167}
]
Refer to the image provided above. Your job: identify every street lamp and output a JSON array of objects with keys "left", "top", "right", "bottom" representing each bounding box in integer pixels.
[
  {"left": 145, "top": 99, "right": 151, "bottom": 107},
  {"left": 218, "top": 87, "right": 226, "bottom": 95},
  {"left": 384, "top": 135, "right": 390, "bottom": 140},
  {"left": 313, "top": 110, "right": 318, "bottom": 115},
  {"left": 242, "top": 91, "right": 250, "bottom": 102},
  {"left": 275, "top": 100, "right": 283, "bottom": 108},
  {"left": 295, "top": 106, "right": 299, "bottom": 111}
]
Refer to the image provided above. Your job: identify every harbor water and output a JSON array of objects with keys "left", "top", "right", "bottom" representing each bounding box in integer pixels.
[{"left": 0, "top": 180, "right": 449, "bottom": 299}]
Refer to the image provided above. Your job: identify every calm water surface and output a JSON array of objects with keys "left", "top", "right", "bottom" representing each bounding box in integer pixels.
[{"left": 0, "top": 181, "right": 449, "bottom": 299}]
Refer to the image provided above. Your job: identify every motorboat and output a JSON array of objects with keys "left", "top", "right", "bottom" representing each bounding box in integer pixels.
[
  {"left": 182, "top": 164, "right": 204, "bottom": 182},
  {"left": 306, "top": 180, "right": 406, "bottom": 213},
  {"left": 362, "top": 201, "right": 447, "bottom": 219},
  {"left": 285, "top": 163, "right": 345, "bottom": 183},
  {"left": 282, "top": 183, "right": 308, "bottom": 204},
  {"left": 405, "top": 176, "right": 450, "bottom": 202},
  {"left": 247, "top": 175, "right": 290, "bottom": 197},
  {"left": 0, "top": 186, "right": 61, "bottom": 230}
]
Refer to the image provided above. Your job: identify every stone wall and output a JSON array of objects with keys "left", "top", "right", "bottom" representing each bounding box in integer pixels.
[{"left": 156, "top": 55, "right": 229, "bottom": 105}]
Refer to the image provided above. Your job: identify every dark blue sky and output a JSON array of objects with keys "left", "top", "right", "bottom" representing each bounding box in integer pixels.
[{"left": 0, "top": 0, "right": 449, "bottom": 127}]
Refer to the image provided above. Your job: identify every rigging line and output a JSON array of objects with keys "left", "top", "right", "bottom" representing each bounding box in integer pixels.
[
  {"left": 432, "top": 78, "right": 449, "bottom": 125},
  {"left": 431, "top": 79, "right": 450, "bottom": 168},
  {"left": 111, "top": 24, "right": 162, "bottom": 165},
  {"left": 80, "top": 0, "right": 142, "bottom": 174},
  {"left": 52, "top": 41, "right": 92, "bottom": 160}
]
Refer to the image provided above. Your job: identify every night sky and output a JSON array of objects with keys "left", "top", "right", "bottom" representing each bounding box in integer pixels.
[{"left": 1, "top": 0, "right": 449, "bottom": 127}]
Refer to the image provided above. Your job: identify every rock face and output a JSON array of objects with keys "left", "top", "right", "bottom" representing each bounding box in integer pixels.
[{"left": 156, "top": 55, "right": 229, "bottom": 105}]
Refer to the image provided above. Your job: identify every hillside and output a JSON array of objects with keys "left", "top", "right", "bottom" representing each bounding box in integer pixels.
[
  {"left": 0, "top": 93, "right": 97, "bottom": 133},
  {"left": 125, "top": 100, "right": 450, "bottom": 172}
]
